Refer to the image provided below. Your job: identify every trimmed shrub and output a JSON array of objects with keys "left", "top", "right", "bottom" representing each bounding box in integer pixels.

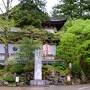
[{"left": 3, "top": 73, "right": 15, "bottom": 83}]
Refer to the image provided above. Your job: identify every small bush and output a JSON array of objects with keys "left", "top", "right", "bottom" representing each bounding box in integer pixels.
[
  {"left": 0, "top": 65, "right": 4, "bottom": 70},
  {"left": 3, "top": 73, "right": 15, "bottom": 83},
  {"left": 9, "top": 64, "right": 24, "bottom": 74}
]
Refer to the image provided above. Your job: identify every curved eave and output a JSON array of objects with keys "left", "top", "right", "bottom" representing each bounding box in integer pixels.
[{"left": 42, "top": 19, "right": 66, "bottom": 31}]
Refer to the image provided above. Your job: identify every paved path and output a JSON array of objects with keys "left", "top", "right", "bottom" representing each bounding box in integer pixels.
[{"left": 0, "top": 84, "right": 90, "bottom": 90}]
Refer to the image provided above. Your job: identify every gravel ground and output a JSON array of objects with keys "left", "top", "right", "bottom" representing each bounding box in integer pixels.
[{"left": 0, "top": 84, "right": 90, "bottom": 90}]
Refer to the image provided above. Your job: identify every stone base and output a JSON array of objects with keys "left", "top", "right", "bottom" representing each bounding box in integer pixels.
[{"left": 30, "top": 80, "right": 48, "bottom": 86}]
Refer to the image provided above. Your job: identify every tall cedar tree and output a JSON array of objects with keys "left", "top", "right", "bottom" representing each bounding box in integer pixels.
[
  {"left": 9, "top": 0, "right": 49, "bottom": 27},
  {"left": 52, "top": 0, "right": 90, "bottom": 19}
]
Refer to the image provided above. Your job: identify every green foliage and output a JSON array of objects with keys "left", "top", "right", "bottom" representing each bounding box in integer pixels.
[
  {"left": 52, "top": 62, "right": 66, "bottom": 70},
  {"left": 0, "top": 17, "right": 15, "bottom": 43},
  {"left": 9, "top": 64, "right": 24, "bottom": 74},
  {"left": 0, "top": 17, "right": 16, "bottom": 62},
  {"left": 57, "top": 19, "right": 90, "bottom": 61},
  {"left": 5, "top": 58, "right": 17, "bottom": 65},
  {"left": 0, "top": 65, "right": 4, "bottom": 70},
  {"left": 52, "top": 62, "right": 69, "bottom": 75},
  {"left": 9, "top": 0, "right": 49, "bottom": 28},
  {"left": 81, "top": 61, "right": 90, "bottom": 79},
  {"left": 24, "top": 61, "right": 34, "bottom": 72},
  {"left": 72, "top": 63, "right": 81, "bottom": 74},
  {"left": 57, "top": 19, "right": 90, "bottom": 79},
  {"left": 43, "top": 63, "right": 69, "bottom": 77},
  {"left": 16, "top": 37, "right": 41, "bottom": 64},
  {"left": 52, "top": 0, "right": 90, "bottom": 19},
  {"left": 21, "top": 26, "right": 58, "bottom": 45},
  {"left": 85, "top": 58, "right": 90, "bottom": 63},
  {"left": 0, "top": 70, "right": 5, "bottom": 81},
  {"left": 0, "top": 17, "right": 14, "bottom": 30},
  {"left": 22, "top": 26, "right": 48, "bottom": 41},
  {"left": 66, "top": 20, "right": 90, "bottom": 62},
  {"left": 3, "top": 73, "right": 15, "bottom": 83},
  {"left": 19, "top": 0, "right": 46, "bottom": 11},
  {"left": 71, "top": 63, "right": 82, "bottom": 82},
  {"left": 57, "top": 32, "right": 79, "bottom": 64},
  {"left": 42, "top": 65, "right": 55, "bottom": 79}
]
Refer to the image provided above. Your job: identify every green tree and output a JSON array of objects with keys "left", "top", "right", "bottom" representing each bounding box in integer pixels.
[
  {"left": 57, "top": 19, "right": 90, "bottom": 80},
  {"left": 0, "top": 17, "right": 14, "bottom": 62},
  {"left": 3, "top": 73, "right": 15, "bottom": 83},
  {"left": 9, "top": 64, "right": 24, "bottom": 74},
  {"left": 52, "top": 0, "right": 90, "bottom": 19},
  {"left": 19, "top": 0, "right": 46, "bottom": 11},
  {"left": 22, "top": 25, "right": 57, "bottom": 44},
  {"left": 9, "top": 0, "right": 49, "bottom": 27},
  {"left": 57, "top": 33, "right": 79, "bottom": 64},
  {"left": 16, "top": 37, "right": 41, "bottom": 64},
  {"left": 77, "top": 0, "right": 90, "bottom": 19},
  {"left": 0, "top": 0, "right": 14, "bottom": 19},
  {"left": 52, "top": 0, "right": 78, "bottom": 19}
]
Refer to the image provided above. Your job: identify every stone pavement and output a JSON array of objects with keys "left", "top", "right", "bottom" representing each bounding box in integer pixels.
[{"left": 0, "top": 84, "right": 90, "bottom": 90}]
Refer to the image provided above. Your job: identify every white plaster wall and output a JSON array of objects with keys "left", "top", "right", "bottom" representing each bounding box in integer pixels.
[
  {"left": 0, "top": 44, "right": 5, "bottom": 53},
  {"left": 8, "top": 44, "right": 17, "bottom": 54},
  {"left": 0, "top": 44, "right": 18, "bottom": 62},
  {"left": 43, "top": 44, "right": 56, "bottom": 56},
  {"left": 0, "top": 44, "right": 18, "bottom": 54}
]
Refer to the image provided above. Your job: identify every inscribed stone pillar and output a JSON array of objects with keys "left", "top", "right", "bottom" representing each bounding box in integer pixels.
[{"left": 34, "top": 49, "right": 42, "bottom": 80}]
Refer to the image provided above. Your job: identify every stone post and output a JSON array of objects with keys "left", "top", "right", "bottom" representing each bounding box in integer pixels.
[
  {"left": 34, "top": 49, "right": 42, "bottom": 80},
  {"left": 30, "top": 49, "right": 47, "bottom": 86}
]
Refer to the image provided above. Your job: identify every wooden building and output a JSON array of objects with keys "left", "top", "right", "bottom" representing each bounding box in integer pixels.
[{"left": 42, "top": 19, "right": 66, "bottom": 63}]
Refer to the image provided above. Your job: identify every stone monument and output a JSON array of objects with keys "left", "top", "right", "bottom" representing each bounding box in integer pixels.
[{"left": 30, "top": 49, "right": 47, "bottom": 86}]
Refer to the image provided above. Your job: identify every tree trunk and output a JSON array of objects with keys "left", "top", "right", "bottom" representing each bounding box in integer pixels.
[
  {"left": 4, "top": 44, "right": 9, "bottom": 61},
  {"left": 4, "top": 30, "right": 9, "bottom": 68},
  {"left": 4, "top": 44, "right": 9, "bottom": 69},
  {"left": 6, "top": 0, "right": 10, "bottom": 19}
]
